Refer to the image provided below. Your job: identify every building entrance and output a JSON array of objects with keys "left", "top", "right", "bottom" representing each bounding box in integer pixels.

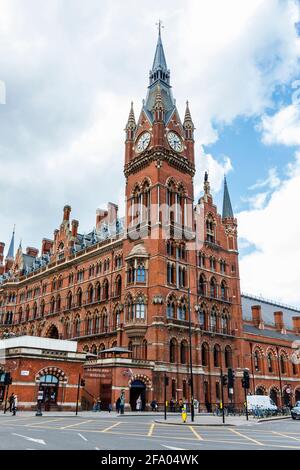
[
  {"left": 39, "top": 374, "right": 59, "bottom": 410},
  {"left": 130, "top": 380, "right": 146, "bottom": 411}
]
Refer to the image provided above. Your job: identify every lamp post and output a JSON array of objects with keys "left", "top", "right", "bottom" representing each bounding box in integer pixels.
[{"left": 187, "top": 287, "right": 195, "bottom": 422}]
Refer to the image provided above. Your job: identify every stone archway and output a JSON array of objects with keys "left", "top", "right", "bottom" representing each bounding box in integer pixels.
[
  {"left": 36, "top": 367, "right": 67, "bottom": 411},
  {"left": 128, "top": 374, "right": 152, "bottom": 411},
  {"left": 46, "top": 324, "right": 59, "bottom": 339},
  {"left": 269, "top": 387, "right": 279, "bottom": 406}
]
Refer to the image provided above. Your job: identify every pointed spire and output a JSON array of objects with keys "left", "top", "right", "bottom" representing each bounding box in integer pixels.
[
  {"left": 183, "top": 101, "right": 195, "bottom": 138},
  {"left": 125, "top": 102, "right": 136, "bottom": 141},
  {"left": 222, "top": 177, "right": 234, "bottom": 219},
  {"left": 149, "top": 21, "right": 170, "bottom": 86},
  {"left": 6, "top": 226, "right": 15, "bottom": 260},
  {"left": 126, "top": 102, "right": 136, "bottom": 130}
]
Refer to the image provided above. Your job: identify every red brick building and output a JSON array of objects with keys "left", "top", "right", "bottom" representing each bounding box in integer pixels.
[{"left": 0, "top": 29, "right": 300, "bottom": 411}]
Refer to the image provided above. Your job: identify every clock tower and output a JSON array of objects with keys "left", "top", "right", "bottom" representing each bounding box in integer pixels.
[{"left": 122, "top": 26, "right": 197, "bottom": 366}]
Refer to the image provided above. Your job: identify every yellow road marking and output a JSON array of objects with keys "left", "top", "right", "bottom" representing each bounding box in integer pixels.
[
  {"left": 25, "top": 418, "right": 66, "bottom": 427},
  {"left": 189, "top": 426, "right": 203, "bottom": 440},
  {"left": 229, "top": 428, "right": 264, "bottom": 446},
  {"left": 60, "top": 420, "right": 94, "bottom": 429},
  {"left": 148, "top": 423, "right": 155, "bottom": 437},
  {"left": 272, "top": 431, "right": 300, "bottom": 442},
  {"left": 101, "top": 422, "right": 122, "bottom": 433}
]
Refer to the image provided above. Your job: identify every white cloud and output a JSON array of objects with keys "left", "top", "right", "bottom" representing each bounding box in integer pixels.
[
  {"left": 260, "top": 104, "right": 300, "bottom": 146},
  {"left": 238, "top": 151, "right": 300, "bottom": 305},
  {"left": 0, "top": 0, "right": 300, "bottom": 265},
  {"left": 248, "top": 167, "right": 281, "bottom": 190}
]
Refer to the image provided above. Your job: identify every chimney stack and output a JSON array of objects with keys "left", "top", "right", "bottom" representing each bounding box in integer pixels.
[
  {"left": 63, "top": 205, "right": 71, "bottom": 222},
  {"left": 42, "top": 239, "right": 53, "bottom": 255},
  {"left": 26, "top": 247, "right": 39, "bottom": 258},
  {"left": 274, "top": 311, "right": 284, "bottom": 331},
  {"left": 71, "top": 220, "right": 79, "bottom": 238},
  {"left": 96, "top": 209, "right": 108, "bottom": 229},
  {"left": 251, "top": 305, "right": 262, "bottom": 327},
  {"left": 292, "top": 316, "right": 300, "bottom": 333}
]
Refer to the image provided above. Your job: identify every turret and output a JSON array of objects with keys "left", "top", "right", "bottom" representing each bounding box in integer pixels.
[
  {"left": 183, "top": 101, "right": 195, "bottom": 164},
  {"left": 124, "top": 102, "right": 136, "bottom": 164}
]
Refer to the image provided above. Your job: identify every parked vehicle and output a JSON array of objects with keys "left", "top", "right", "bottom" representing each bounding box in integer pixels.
[
  {"left": 247, "top": 395, "right": 278, "bottom": 415},
  {"left": 291, "top": 401, "right": 300, "bottom": 420}
]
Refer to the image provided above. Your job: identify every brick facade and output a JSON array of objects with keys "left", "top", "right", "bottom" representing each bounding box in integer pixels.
[{"left": 0, "top": 31, "right": 300, "bottom": 411}]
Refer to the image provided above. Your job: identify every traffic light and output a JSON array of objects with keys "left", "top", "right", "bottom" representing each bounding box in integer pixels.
[
  {"left": 222, "top": 374, "right": 228, "bottom": 386},
  {"left": 227, "top": 368, "right": 235, "bottom": 388},
  {"left": 4, "top": 372, "right": 12, "bottom": 386},
  {"left": 242, "top": 370, "right": 250, "bottom": 389},
  {"left": 80, "top": 379, "right": 86, "bottom": 387}
]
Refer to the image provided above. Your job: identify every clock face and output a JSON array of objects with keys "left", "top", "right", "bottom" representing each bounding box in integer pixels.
[
  {"left": 167, "top": 131, "right": 183, "bottom": 152},
  {"left": 136, "top": 132, "right": 151, "bottom": 153}
]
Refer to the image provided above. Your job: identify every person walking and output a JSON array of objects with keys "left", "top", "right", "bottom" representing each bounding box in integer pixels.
[
  {"left": 8, "top": 393, "right": 14, "bottom": 413},
  {"left": 116, "top": 397, "right": 121, "bottom": 414},
  {"left": 12, "top": 394, "right": 18, "bottom": 416},
  {"left": 108, "top": 403, "right": 112, "bottom": 413}
]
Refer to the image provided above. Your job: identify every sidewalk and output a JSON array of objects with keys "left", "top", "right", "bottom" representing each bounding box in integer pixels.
[{"left": 0, "top": 410, "right": 291, "bottom": 425}]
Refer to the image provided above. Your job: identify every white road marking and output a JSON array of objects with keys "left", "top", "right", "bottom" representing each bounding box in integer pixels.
[
  {"left": 12, "top": 433, "right": 46, "bottom": 446},
  {"left": 161, "top": 444, "right": 186, "bottom": 450},
  {"left": 78, "top": 433, "right": 88, "bottom": 442}
]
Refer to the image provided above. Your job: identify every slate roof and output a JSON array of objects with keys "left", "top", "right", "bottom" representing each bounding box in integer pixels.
[{"left": 242, "top": 293, "right": 300, "bottom": 330}]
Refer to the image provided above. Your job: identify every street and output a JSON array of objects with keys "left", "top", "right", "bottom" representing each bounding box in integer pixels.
[{"left": 0, "top": 414, "right": 300, "bottom": 450}]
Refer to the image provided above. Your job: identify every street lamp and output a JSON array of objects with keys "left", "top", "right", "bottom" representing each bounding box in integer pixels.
[{"left": 187, "top": 287, "right": 195, "bottom": 422}]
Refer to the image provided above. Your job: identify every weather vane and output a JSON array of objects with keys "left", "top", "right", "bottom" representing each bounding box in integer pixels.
[{"left": 156, "top": 19, "right": 164, "bottom": 35}]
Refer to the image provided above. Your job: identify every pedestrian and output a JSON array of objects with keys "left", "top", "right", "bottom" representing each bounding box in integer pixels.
[
  {"left": 136, "top": 396, "right": 142, "bottom": 411},
  {"left": 181, "top": 402, "right": 187, "bottom": 423},
  {"left": 170, "top": 398, "right": 175, "bottom": 412},
  {"left": 8, "top": 393, "right": 14, "bottom": 413},
  {"left": 12, "top": 394, "right": 18, "bottom": 416},
  {"left": 116, "top": 397, "right": 121, "bottom": 414},
  {"left": 96, "top": 397, "right": 102, "bottom": 412},
  {"left": 150, "top": 399, "right": 158, "bottom": 412},
  {"left": 108, "top": 403, "right": 112, "bottom": 413}
]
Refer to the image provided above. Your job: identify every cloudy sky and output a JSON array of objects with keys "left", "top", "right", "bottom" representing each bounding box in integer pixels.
[{"left": 0, "top": 0, "right": 300, "bottom": 305}]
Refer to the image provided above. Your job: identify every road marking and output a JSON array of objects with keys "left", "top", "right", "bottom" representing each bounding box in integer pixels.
[
  {"left": 78, "top": 433, "right": 88, "bottom": 442},
  {"left": 148, "top": 423, "right": 155, "bottom": 437},
  {"left": 228, "top": 428, "right": 264, "bottom": 446},
  {"left": 25, "top": 418, "right": 65, "bottom": 427},
  {"left": 101, "top": 422, "right": 122, "bottom": 433},
  {"left": 161, "top": 444, "right": 186, "bottom": 450},
  {"left": 60, "top": 420, "right": 93, "bottom": 430},
  {"left": 189, "top": 426, "right": 203, "bottom": 440},
  {"left": 272, "top": 431, "right": 300, "bottom": 442},
  {"left": 95, "top": 447, "right": 100, "bottom": 450},
  {"left": 12, "top": 433, "right": 46, "bottom": 446}
]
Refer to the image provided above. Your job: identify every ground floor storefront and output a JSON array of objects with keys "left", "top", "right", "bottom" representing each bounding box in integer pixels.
[{"left": 0, "top": 336, "right": 86, "bottom": 411}]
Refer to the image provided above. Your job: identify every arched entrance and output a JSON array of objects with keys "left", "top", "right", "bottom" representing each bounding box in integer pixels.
[
  {"left": 256, "top": 386, "right": 265, "bottom": 395},
  {"left": 36, "top": 367, "right": 67, "bottom": 411},
  {"left": 283, "top": 387, "right": 292, "bottom": 407},
  {"left": 46, "top": 325, "right": 59, "bottom": 339},
  {"left": 39, "top": 374, "right": 59, "bottom": 411},
  {"left": 130, "top": 380, "right": 146, "bottom": 411},
  {"left": 295, "top": 389, "right": 300, "bottom": 404},
  {"left": 270, "top": 388, "right": 279, "bottom": 406}
]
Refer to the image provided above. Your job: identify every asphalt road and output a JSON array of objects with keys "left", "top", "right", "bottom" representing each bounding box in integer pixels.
[{"left": 0, "top": 414, "right": 300, "bottom": 450}]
